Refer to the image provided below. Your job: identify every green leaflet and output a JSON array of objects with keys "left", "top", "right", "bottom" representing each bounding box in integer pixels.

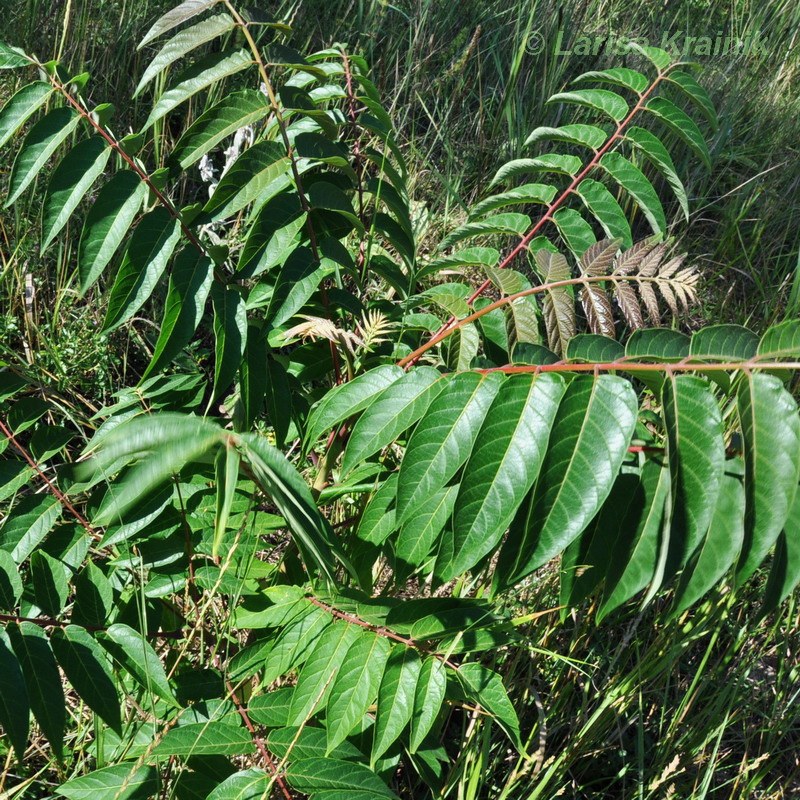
[
  {"left": 51, "top": 626, "right": 121, "bottom": 732},
  {"left": 268, "top": 726, "right": 365, "bottom": 762},
  {"left": 498, "top": 374, "right": 638, "bottom": 588},
  {"left": 56, "top": 764, "right": 159, "bottom": 800},
  {"left": 399, "top": 484, "right": 458, "bottom": 575},
  {"left": 689, "top": 324, "right": 759, "bottom": 361},
  {"left": 288, "top": 621, "right": 360, "bottom": 724},
  {"left": 566, "top": 334, "right": 625, "bottom": 362},
  {"left": 30, "top": 550, "right": 69, "bottom": 616},
  {"left": 153, "top": 723, "right": 256, "bottom": 756},
  {"left": 170, "top": 89, "right": 270, "bottom": 169},
  {"left": 0, "top": 549, "right": 23, "bottom": 609},
  {"left": 326, "top": 630, "right": 391, "bottom": 752},
  {"left": 143, "top": 49, "right": 254, "bottom": 129},
  {"left": 735, "top": 374, "right": 800, "bottom": 584},
  {"left": 357, "top": 474, "right": 398, "bottom": 545},
  {"left": 599, "top": 152, "right": 666, "bottom": 235},
  {"left": 762, "top": 488, "right": 800, "bottom": 614},
  {"left": 0, "top": 42, "right": 30, "bottom": 69},
  {"left": 342, "top": 367, "right": 444, "bottom": 476},
  {"left": 469, "top": 183, "right": 557, "bottom": 217},
  {"left": 203, "top": 140, "right": 292, "bottom": 221},
  {"left": 454, "top": 662, "right": 522, "bottom": 750},
  {"left": 8, "top": 622, "right": 65, "bottom": 760},
  {"left": 672, "top": 461, "right": 745, "bottom": 616},
  {"left": 395, "top": 371, "right": 504, "bottom": 524},
  {"left": 372, "top": 647, "right": 421, "bottom": 763},
  {"left": 757, "top": 319, "right": 800, "bottom": 360},
  {"left": 438, "top": 213, "right": 530, "bottom": 251},
  {"left": 662, "top": 376, "right": 725, "bottom": 571},
  {"left": 598, "top": 460, "right": 670, "bottom": 621},
  {"left": 78, "top": 170, "right": 147, "bottom": 295},
  {"left": 443, "top": 323, "right": 479, "bottom": 371},
  {"left": 237, "top": 434, "right": 344, "bottom": 583},
  {"left": 552, "top": 207, "right": 596, "bottom": 257},
  {"left": 103, "top": 207, "right": 181, "bottom": 332},
  {"left": 0, "top": 629, "right": 29, "bottom": 762},
  {"left": 41, "top": 137, "right": 111, "bottom": 250},
  {"left": 0, "top": 82, "right": 53, "bottom": 150},
  {"left": 666, "top": 70, "right": 719, "bottom": 129},
  {"left": 524, "top": 123, "right": 607, "bottom": 150},
  {"left": 135, "top": 13, "right": 236, "bottom": 96},
  {"left": 547, "top": 88, "right": 628, "bottom": 122},
  {"left": 5, "top": 107, "right": 80, "bottom": 207},
  {"left": 645, "top": 96, "right": 711, "bottom": 169},
  {"left": 72, "top": 561, "right": 113, "bottom": 627},
  {"left": 0, "top": 494, "right": 61, "bottom": 563},
  {"left": 98, "top": 623, "right": 179, "bottom": 707},
  {"left": 441, "top": 374, "right": 565, "bottom": 580},
  {"left": 143, "top": 247, "right": 214, "bottom": 379},
  {"left": 210, "top": 281, "right": 247, "bottom": 404},
  {"left": 265, "top": 355, "right": 292, "bottom": 447},
  {"left": 286, "top": 757, "right": 397, "bottom": 798},
  {"left": 489, "top": 157, "right": 581, "bottom": 186},
  {"left": 409, "top": 656, "right": 446, "bottom": 753},
  {"left": 266, "top": 247, "right": 331, "bottom": 328},
  {"left": 304, "top": 364, "right": 404, "bottom": 450},
  {"left": 575, "top": 67, "right": 648, "bottom": 94},
  {"left": 625, "top": 328, "right": 690, "bottom": 360},
  {"left": 213, "top": 443, "right": 240, "bottom": 557},
  {"left": 576, "top": 178, "right": 633, "bottom": 248},
  {"left": 625, "top": 126, "right": 689, "bottom": 220},
  {"left": 138, "top": 0, "right": 221, "bottom": 48},
  {"left": 206, "top": 769, "right": 271, "bottom": 800}
]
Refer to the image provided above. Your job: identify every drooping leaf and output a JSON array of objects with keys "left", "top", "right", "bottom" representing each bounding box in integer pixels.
[
  {"left": 98, "top": 623, "right": 179, "bottom": 707},
  {"left": 138, "top": 0, "right": 222, "bottom": 48},
  {"left": 575, "top": 67, "right": 648, "bottom": 94},
  {"left": 41, "top": 137, "right": 111, "bottom": 250},
  {"left": 0, "top": 82, "right": 53, "bottom": 150},
  {"left": 326, "top": 631, "right": 391, "bottom": 752},
  {"left": 524, "top": 123, "right": 607, "bottom": 150},
  {"left": 143, "top": 49, "right": 254, "bottom": 129},
  {"left": 143, "top": 247, "right": 214, "bottom": 378},
  {"left": 454, "top": 663, "right": 521, "bottom": 750},
  {"left": 442, "top": 374, "right": 565, "bottom": 580},
  {"left": 0, "top": 494, "right": 61, "bottom": 563},
  {"left": 372, "top": 647, "right": 421, "bottom": 763},
  {"left": 5, "top": 107, "right": 80, "bottom": 207},
  {"left": 599, "top": 152, "right": 666, "bottom": 235},
  {"left": 666, "top": 70, "right": 718, "bottom": 129},
  {"left": 396, "top": 372, "right": 504, "bottom": 524},
  {"left": 103, "top": 207, "right": 181, "bottom": 331},
  {"left": 0, "top": 629, "right": 29, "bottom": 762},
  {"left": 576, "top": 178, "right": 632, "bottom": 248},
  {"left": 662, "top": 376, "right": 725, "bottom": 571},
  {"left": 645, "top": 96, "right": 711, "bottom": 169},
  {"left": 409, "top": 657, "right": 446, "bottom": 753},
  {"left": 51, "top": 625, "right": 121, "bottom": 732},
  {"left": 735, "top": 374, "right": 800, "bottom": 584},
  {"left": 8, "top": 622, "right": 65, "bottom": 760},
  {"left": 56, "top": 764, "right": 159, "bottom": 800},
  {"left": 30, "top": 549, "right": 69, "bottom": 616},
  {"left": 210, "top": 281, "right": 247, "bottom": 404},
  {"left": 237, "top": 434, "right": 344, "bottom": 583},
  {"left": 397, "top": 484, "right": 458, "bottom": 574},
  {"left": 762, "top": 488, "right": 800, "bottom": 614},
  {"left": 288, "top": 621, "right": 360, "bottom": 725},
  {"left": 672, "top": 461, "right": 745, "bottom": 615},
  {"left": 625, "top": 126, "right": 688, "bottom": 219},
  {"left": 78, "top": 170, "right": 148, "bottom": 294},
  {"left": 499, "top": 374, "right": 638, "bottom": 587}
]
